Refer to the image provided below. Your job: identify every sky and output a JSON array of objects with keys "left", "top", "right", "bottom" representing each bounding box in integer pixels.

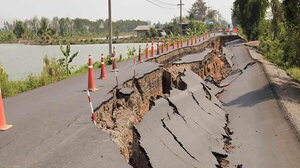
[{"left": 0, "top": 0, "right": 234, "bottom": 26}]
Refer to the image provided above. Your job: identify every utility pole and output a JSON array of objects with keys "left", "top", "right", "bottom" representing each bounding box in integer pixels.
[
  {"left": 178, "top": 0, "right": 184, "bottom": 36},
  {"left": 108, "top": 0, "right": 112, "bottom": 56}
]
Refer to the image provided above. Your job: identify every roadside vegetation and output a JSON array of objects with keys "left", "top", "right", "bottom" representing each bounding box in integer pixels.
[
  {"left": 232, "top": 0, "right": 300, "bottom": 82},
  {"left": 0, "top": 18, "right": 148, "bottom": 45}
]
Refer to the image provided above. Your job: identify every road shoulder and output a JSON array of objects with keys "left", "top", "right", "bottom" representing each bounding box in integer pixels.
[{"left": 247, "top": 44, "right": 300, "bottom": 140}]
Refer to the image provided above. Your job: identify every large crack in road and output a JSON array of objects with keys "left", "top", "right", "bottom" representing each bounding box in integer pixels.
[
  {"left": 94, "top": 38, "right": 238, "bottom": 167},
  {"left": 91, "top": 35, "right": 300, "bottom": 168}
]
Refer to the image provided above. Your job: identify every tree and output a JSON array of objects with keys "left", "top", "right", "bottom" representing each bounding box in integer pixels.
[
  {"left": 52, "top": 17, "right": 60, "bottom": 33},
  {"left": 148, "top": 27, "right": 158, "bottom": 38},
  {"left": 59, "top": 43, "right": 79, "bottom": 75},
  {"left": 232, "top": 0, "right": 269, "bottom": 40},
  {"left": 283, "top": 0, "right": 300, "bottom": 28},
  {"left": 206, "top": 9, "right": 218, "bottom": 22},
  {"left": 13, "top": 21, "right": 25, "bottom": 38},
  {"left": 163, "top": 18, "right": 180, "bottom": 35},
  {"left": 271, "top": 0, "right": 284, "bottom": 38},
  {"left": 38, "top": 17, "right": 49, "bottom": 36},
  {"left": 282, "top": 0, "right": 300, "bottom": 66},
  {"left": 188, "top": 20, "right": 200, "bottom": 33},
  {"left": 189, "top": 0, "right": 207, "bottom": 21},
  {"left": 31, "top": 16, "right": 39, "bottom": 36},
  {"left": 114, "top": 25, "right": 120, "bottom": 39}
]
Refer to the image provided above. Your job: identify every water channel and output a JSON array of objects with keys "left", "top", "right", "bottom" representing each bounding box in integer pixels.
[{"left": 0, "top": 43, "right": 144, "bottom": 80}]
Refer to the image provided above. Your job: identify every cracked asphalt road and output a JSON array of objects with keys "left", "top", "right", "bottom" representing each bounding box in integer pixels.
[
  {"left": 220, "top": 44, "right": 300, "bottom": 167},
  {"left": 135, "top": 69, "right": 228, "bottom": 168},
  {"left": 0, "top": 57, "right": 160, "bottom": 168},
  {"left": 0, "top": 34, "right": 217, "bottom": 168},
  {"left": 2, "top": 34, "right": 299, "bottom": 168}
]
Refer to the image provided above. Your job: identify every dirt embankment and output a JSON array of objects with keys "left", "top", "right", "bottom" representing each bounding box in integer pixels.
[{"left": 93, "top": 36, "right": 240, "bottom": 167}]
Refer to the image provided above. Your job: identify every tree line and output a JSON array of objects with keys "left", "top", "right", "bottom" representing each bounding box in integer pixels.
[
  {"left": 0, "top": 17, "right": 148, "bottom": 41},
  {"left": 232, "top": 0, "right": 299, "bottom": 72}
]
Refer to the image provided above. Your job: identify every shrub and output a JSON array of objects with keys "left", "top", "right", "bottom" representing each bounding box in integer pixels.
[{"left": 0, "top": 65, "right": 12, "bottom": 97}]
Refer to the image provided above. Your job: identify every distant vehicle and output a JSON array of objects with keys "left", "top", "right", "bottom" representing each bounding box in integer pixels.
[{"left": 218, "top": 28, "right": 223, "bottom": 32}]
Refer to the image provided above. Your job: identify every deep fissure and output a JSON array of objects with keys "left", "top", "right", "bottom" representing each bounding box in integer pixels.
[{"left": 93, "top": 36, "right": 242, "bottom": 168}]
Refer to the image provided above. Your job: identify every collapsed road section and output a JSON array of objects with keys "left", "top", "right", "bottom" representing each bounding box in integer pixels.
[{"left": 93, "top": 35, "right": 240, "bottom": 168}]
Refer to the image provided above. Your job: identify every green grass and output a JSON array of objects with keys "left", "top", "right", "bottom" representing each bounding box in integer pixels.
[{"left": 286, "top": 67, "right": 300, "bottom": 82}]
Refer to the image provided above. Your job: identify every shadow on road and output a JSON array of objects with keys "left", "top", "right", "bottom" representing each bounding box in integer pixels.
[
  {"left": 224, "top": 84, "right": 275, "bottom": 107},
  {"left": 224, "top": 80, "right": 300, "bottom": 108}
]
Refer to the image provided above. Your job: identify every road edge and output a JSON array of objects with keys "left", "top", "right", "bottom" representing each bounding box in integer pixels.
[{"left": 246, "top": 45, "right": 300, "bottom": 141}]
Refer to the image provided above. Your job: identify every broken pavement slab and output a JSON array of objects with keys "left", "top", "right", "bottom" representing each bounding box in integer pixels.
[
  {"left": 136, "top": 99, "right": 200, "bottom": 168},
  {"left": 136, "top": 69, "right": 229, "bottom": 167},
  {"left": 174, "top": 48, "right": 212, "bottom": 64}
]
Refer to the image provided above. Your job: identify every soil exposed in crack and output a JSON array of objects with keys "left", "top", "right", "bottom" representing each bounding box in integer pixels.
[
  {"left": 130, "top": 127, "right": 153, "bottom": 168},
  {"left": 93, "top": 36, "right": 241, "bottom": 168}
]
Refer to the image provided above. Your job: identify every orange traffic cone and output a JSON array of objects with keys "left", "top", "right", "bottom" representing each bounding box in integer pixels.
[
  {"left": 99, "top": 53, "right": 107, "bottom": 80},
  {"left": 177, "top": 37, "right": 180, "bottom": 48},
  {"left": 187, "top": 36, "right": 190, "bottom": 46},
  {"left": 172, "top": 39, "right": 175, "bottom": 50},
  {"left": 181, "top": 37, "right": 183, "bottom": 47},
  {"left": 199, "top": 36, "right": 201, "bottom": 43},
  {"left": 151, "top": 41, "right": 154, "bottom": 57},
  {"left": 195, "top": 35, "right": 197, "bottom": 44},
  {"left": 191, "top": 36, "right": 194, "bottom": 45},
  {"left": 166, "top": 39, "right": 170, "bottom": 51},
  {"left": 0, "top": 89, "right": 13, "bottom": 131},
  {"left": 161, "top": 40, "right": 165, "bottom": 53},
  {"left": 146, "top": 43, "right": 149, "bottom": 59},
  {"left": 157, "top": 41, "right": 160, "bottom": 55},
  {"left": 138, "top": 45, "right": 142, "bottom": 62},
  {"left": 88, "top": 55, "right": 98, "bottom": 92}
]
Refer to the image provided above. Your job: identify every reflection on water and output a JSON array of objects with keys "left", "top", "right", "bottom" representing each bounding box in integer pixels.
[{"left": 0, "top": 43, "right": 144, "bottom": 80}]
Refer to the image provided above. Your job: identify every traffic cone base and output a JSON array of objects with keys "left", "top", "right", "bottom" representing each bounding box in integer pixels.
[
  {"left": 0, "top": 124, "right": 13, "bottom": 131},
  {"left": 111, "top": 69, "right": 119, "bottom": 72},
  {"left": 99, "top": 76, "right": 107, "bottom": 80},
  {"left": 0, "top": 89, "right": 13, "bottom": 131},
  {"left": 88, "top": 88, "right": 99, "bottom": 92}
]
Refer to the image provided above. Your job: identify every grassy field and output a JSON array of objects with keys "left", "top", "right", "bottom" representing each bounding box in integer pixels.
[{"left": 286, "top": 67, "right": 300, "bottom": 82}]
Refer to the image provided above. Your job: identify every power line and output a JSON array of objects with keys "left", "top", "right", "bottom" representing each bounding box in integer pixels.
[
  {"left": 144, "top": 0, "right": 177, "bottom": 9},
  {"left": 152, "top": 0, "right": 177, "bottom": 6}
]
